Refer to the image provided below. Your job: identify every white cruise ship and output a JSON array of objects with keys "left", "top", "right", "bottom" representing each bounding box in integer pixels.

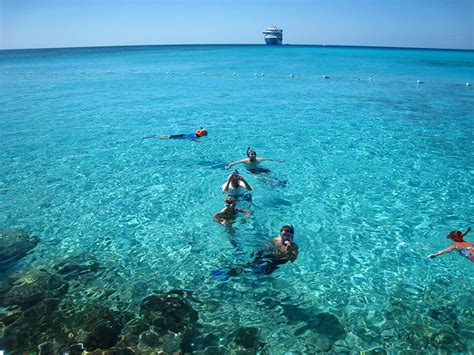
[{"left": 262, "top": 26, "right": 283, "bottom": 45}]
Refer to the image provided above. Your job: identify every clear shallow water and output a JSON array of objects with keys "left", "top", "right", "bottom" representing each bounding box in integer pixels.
[{"left": 1, "top": 45, "right": 474, "bottom": 352}]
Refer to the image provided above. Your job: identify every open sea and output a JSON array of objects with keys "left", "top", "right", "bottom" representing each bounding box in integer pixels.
[{"left": 1, "top": 45, "right": 473, "bottom": 353}]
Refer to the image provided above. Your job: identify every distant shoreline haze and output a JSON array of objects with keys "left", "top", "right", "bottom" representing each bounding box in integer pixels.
[{"left": 1, "top": 43, "right": 473, "bottom": 53}]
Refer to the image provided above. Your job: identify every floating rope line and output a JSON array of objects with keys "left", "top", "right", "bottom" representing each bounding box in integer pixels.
[{"left": 4, "top": 70, "right": 473, "bottom": 88}]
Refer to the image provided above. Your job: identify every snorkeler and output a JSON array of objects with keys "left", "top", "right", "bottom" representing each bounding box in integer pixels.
[
  {"left": 224, "top": 147, "right": 283, "bottom": 173},
  {"left": 250, "top": 224, "right": 299, "bottom": 274},
  {"left": 212, "top": 197, "right": 251, "bottom": 226},
  {"left": 143, "top": 128, "right": 208, "bottom": 141},
  {"left": 212, "top": 225, "right": 299, "bottom": 278},
  {"left": 222, "top": 170, "right": 253, "bottom": 200},
  {"left": 428, "top": 227, "right": 473, "bottom": 262}
]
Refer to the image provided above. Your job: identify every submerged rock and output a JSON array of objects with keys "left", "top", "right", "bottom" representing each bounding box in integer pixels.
[
  {"left": 281, "top": 304, "right": 345, "bottom": 352},
  {"left": 52, "top": 253, "right": 103, "bottom": 280},
  {"left": 62, "top": 303, "right": 124, "bottom": 351},
  {"left": 121, "top": 290, "right": 201, "bottom": 352},
  {"left": 233, "top": 326, "right": 262, "bottom": 349},
  {"left": 428, "top": 330, "right": 467, "bottom": 352},
  {"left": 137, "top": 330, "right": 163, "bottom": 352},
  {"left": 0, "top": 269, "right": 68, "bottom": 309},
  {"left": 140, "top": 290, "right": 198, "bottom": 334},
  {"left": 38, "top": 341, "right": 62, "bottom": 355},
  {"left": 84, "top": 319, "right": 123, "bottom": 350},
  {"left": 312, "top": 312, "right": 346, "bottom": 340},
  {"left": 428, "top": 305, "right": 458, "bottom": 324},
  {"left": 0, "top": 228, "right": 39, "bottom": 270},
  {"left": 0, "top": 269, "right": 69, "bottom": 352}
]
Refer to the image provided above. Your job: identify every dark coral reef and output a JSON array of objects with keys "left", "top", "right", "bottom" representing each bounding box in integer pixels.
[
  {"left": 0, "top": 228, "right": 39, "bottom": 271},
  {"left": 0, "top": 267, "right": 201, "bottom": 353}
]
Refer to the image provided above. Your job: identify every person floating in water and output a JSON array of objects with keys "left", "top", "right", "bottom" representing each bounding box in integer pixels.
[
  {"left": 143, "top": 128, "right": 208, "bottom": 141},
  {"left": 212, "top": 197, "right": 251, "bottom": 227},
  {"left": 222, "top": 170, "right": 253, "bottom": 201},
  {"left": 428, "top": 227, "right": 473, "bottom": 262},
  {"left": 224, "top": 147, "right": 283, "bottom": 173},
  {"left": 212, "top": 225, "right": 299, "bottom": 278}
]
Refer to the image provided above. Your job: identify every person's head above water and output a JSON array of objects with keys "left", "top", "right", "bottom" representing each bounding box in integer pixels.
[
  {"left": 280, "top": 225, "right": 295, "bottom": 243},
  {"left": 230, "top": 169, "right": 241, "bottom": 182},
  {"left": 447, "top": 227, "right": 471, "bottom": 242},
  {"left": 195, "top": 128, "right": 208, "bottom": 137},
  {"left": 225, "top": 197, "right": 236, "bottom": 206},
  {"left": 247, "top": 147, "right": 257, "bottom": 160}
]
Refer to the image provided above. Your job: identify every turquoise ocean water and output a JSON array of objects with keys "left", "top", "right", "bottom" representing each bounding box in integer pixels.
[{"left": 1, "top": 45, "right": 473, "bottom": 352}]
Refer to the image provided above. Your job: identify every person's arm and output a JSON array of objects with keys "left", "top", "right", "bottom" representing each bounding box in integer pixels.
[
  {"left": 143, "top": 135, "right": 159, "bottom": 139},
  {"left": 213, "top": 208, "right": 228, "bottom": 225},
  {"left": 239, "top": 176, "right": 252, "bottom": 191},
  {"left": 225, "top": 159, "right": 246, "bottom": 170},
  {"left": 237, "top": 207, "right": 252, "bottom": 215},
  {"left": 257, "top": 157, "right": 284, "bottom": 163},
  {"left": 222, "top": 175, "right": 232, "bottom": 193},
  {"left": 287, "top": 243, "right": 298, "bottom": 262},
  {"left": 427, "top": 245, "right": 455, "bottom": 259}
]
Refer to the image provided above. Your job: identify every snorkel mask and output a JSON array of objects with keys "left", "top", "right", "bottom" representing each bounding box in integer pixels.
[
  {"left": 280, "top": 225, "right": 295, "bottom": 243},
  {"left": 448, "top": 227, "right": 471, "bottom": 242},
  {"left": 230, "top": 170, "right": 241, "bottom": 184},
  {"left": 247, "top": 147, "right": 257, "bottom": 159}
]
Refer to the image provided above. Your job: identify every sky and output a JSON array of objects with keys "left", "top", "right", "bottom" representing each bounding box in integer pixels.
[{"left": 1, "top": 0, "right": 473, "bottom": 50}]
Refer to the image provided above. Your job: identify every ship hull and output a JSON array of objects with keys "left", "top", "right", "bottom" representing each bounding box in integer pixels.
[{"left": 264, "top": 37, "right": 282, "bottom": 45}]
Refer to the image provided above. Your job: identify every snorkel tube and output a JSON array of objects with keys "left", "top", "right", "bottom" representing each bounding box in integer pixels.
[
  {"left": 448, "top": 227, "right": 471, "bottom": 242},
  {"left": 247, "top": 147, "right": 257, "bottom": 160},
  {"left": 464, "top": 227, "right": 472, "bottom": 237}
]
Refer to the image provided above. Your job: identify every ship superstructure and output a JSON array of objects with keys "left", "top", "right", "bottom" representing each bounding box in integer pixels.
[{"left": 263, "top": 26, "right": 283, "bottom": 45}]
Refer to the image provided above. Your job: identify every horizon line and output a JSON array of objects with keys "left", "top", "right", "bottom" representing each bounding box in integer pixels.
[{"left": 1, "top": 43, "right": 473, "bottom": 53}]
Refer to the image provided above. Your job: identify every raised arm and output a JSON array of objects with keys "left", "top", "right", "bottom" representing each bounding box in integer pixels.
[
  {"left": 225, "top": 159, "right": 247, "bottom": 170},
  {"left": 287, "top": 243, "right": 299, "bottom": 262},
  {"left": 237, "top": 207, "right": 252, "bottom": 215},
  {"left": 257, "top": 157, "right": 284, "bottom": 163},
  {"left": 428, "top": 245, "right": 456, "bottom": 259},
  {"left": 222, "top": 175, "right": 232, "bottom": 193},
  {"left": 239, "top": 176, "right": 253, "bottom": 191}
]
